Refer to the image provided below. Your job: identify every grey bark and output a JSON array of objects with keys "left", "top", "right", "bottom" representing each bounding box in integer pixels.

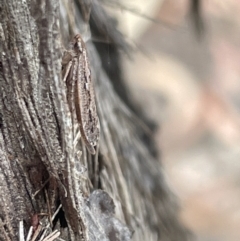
[{"left": 0, "top": 0, "right": 193, "bottom": 241}]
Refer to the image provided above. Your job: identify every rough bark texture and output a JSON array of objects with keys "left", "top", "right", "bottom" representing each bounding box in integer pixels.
[{"left": 0, "top": 0, "right": 193, "bottom": 241}]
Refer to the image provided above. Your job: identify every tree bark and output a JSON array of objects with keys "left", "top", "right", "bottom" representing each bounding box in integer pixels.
[{"left": 0, "top": 0, "right": 192, "bottom": 240}]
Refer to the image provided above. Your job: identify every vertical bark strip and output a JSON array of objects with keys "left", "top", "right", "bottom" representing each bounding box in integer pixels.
[{"left": 0, "top": 0, "right": 193, "bottom": 241}]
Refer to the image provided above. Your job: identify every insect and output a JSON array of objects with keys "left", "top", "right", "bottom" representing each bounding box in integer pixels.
[{"left": 62, "top": 34, "right": 99, "bottom": 154}]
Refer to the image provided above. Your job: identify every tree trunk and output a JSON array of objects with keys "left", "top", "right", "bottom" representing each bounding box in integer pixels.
[{"left": 0, "top": 0, "right": 192, "bottom": 240}]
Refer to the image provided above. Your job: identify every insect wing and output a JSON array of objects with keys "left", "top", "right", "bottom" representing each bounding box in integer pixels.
[{"left": 74, "top": 36, "right": 99, "bottom": 154}]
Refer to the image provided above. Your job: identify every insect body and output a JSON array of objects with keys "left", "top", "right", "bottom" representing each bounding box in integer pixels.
[{"left": 62, "top": 34, "right": 99, "bottom": 154}]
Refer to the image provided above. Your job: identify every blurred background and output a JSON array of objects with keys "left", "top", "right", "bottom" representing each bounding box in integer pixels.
[{"left": 106, "top": 0, "right": 240, "bottom": 241}]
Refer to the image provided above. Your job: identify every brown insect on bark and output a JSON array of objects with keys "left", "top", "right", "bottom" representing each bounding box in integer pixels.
[{"left": 62, "top": 34, "right": 99, "bottom": 154}]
